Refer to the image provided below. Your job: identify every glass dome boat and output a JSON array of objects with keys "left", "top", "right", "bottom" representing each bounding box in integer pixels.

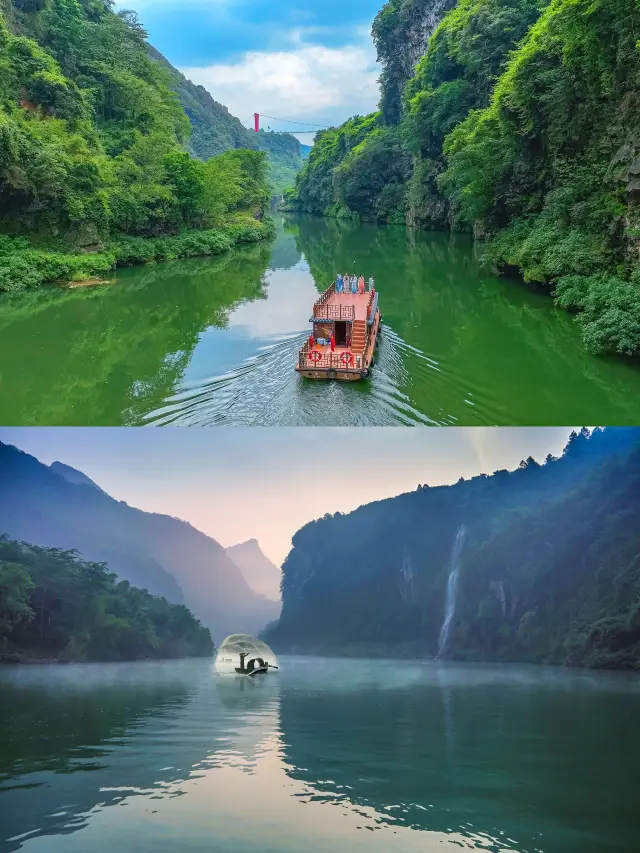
[{"left": 214, "top": 634, "right": 279, "bottom": 677}]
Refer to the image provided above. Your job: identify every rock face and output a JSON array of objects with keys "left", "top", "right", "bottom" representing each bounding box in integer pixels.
[
  {"left": 226, "top": 540, "right": 282, "bottom": 605},
  {"left": 373, "top": 0, "right": 457, "bottom": 124},
  {"left": 264, "top": 429, "right": 640, "bottom": 668},
  {"left": 0, "top": 442, "right": 279, "bottom": 642}
]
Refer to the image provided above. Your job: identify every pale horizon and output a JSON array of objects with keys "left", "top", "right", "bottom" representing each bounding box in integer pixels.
[{"left": 0, "top": 428, "right": 576, "bottom": 566}]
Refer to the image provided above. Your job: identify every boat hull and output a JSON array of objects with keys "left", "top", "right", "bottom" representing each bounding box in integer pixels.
[
  {"left": 296, "top": 368, "right": 364, "bottom": 381},
  {"left": 296, "top": 309, "right": 381, "bottom": 381}
]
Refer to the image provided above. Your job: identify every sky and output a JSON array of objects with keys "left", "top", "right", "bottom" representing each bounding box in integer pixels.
[
  {"left": 115, "top": 0, "right": 384, "bottom": 138},
  {"left": 0, "top": 428, "right": 575, "bottom": 566}
]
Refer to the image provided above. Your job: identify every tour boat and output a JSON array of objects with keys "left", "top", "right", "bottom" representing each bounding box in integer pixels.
[{"left": 296, "top": 278, "right": 381, "bottom": 380}]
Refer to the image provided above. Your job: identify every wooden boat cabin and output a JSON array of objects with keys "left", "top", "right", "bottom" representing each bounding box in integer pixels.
[{"left": 296, "top": 277, "right": 381, "bottom": 380}]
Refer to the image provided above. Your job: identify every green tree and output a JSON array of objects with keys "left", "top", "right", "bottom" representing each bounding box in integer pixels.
[
  {"left": 0, "top": 535, "right": 214, "bottom": 660},
  {"left": 0, "top": 1, "right": 274, "bottom": 288},
  {"left": 0, "top": 558, "right": 34, "bottom": 644}
]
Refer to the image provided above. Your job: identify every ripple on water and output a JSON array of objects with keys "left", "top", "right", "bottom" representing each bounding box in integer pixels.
[{"left": 140, "top": 325, "right": 489, "bottom": 427}]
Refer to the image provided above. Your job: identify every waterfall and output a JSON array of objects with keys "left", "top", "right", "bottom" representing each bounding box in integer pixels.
[
  {"left": 399, "top": 546, "right": 416, "bottom": 603},
  {"left": 437, "top": 525, "right": 466, "bottom": 659},
  {"left": 498, "top": 579, "right": 507, "bottom": 616}
]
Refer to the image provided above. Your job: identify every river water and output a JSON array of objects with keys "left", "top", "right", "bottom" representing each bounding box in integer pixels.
[
  {"left": 1, "top": 657, "right": 638, "bottom": 853},
  {"left": 1, "top": 216, "right": 639, "bottom": 425}
]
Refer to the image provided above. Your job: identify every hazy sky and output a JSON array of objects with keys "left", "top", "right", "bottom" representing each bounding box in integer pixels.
[
  {"left": 0, "top": 428, "right": 575, "bottom": 566},
  {"left": 116, "top": 0, "right": 382, "bottom": 139}
]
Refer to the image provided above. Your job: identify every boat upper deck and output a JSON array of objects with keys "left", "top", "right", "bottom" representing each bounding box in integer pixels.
[{"left": 312, "top": 282, "right": 375, "bottom": 323}]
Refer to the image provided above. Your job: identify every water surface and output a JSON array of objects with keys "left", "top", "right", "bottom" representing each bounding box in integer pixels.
[
  {"left": 1, "top": 657, "right": 639, "bottom": 853},
  {"left": 1, "top": 216, "right": 640, "bottom": 425}
]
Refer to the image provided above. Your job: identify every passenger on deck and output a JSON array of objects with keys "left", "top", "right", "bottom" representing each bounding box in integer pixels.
[
  {"left": 351, "top": 275, "right": 358, "bottom": 293},
  {"left": 369, "top": 276, "right": 374, "bottom": 291},
  {"left": 358, "top": 275, "right": 365, "bottom": 293},
  {"left": 336, "top": 273, "right": 343, "bottom": 292},
  {"left": 330, "top": 333, "right": 335, "bottom": 352}
]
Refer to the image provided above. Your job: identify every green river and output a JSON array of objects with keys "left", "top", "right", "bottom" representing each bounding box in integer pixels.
[
  {"left": 1, "top": 215, "right": 640, "bottom": 425},
  {"left": 1, "top": 657, "right": 638, "bottom": 853}
]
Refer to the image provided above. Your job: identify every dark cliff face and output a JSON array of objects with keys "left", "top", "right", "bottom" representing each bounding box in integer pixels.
[
  {"left": 264, "top": 429, "right": 640, "bottom": 668},
  {"left": 373, "top": 0, "right": 457, "bottom": 124},
  {"left": 0, "top": 442, "right": 279, "bottom": 641}
]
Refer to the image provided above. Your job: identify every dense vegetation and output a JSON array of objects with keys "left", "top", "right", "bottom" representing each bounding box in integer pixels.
[
  {"left": 0, "top": 534, "right": 214, "bottom": 661},
  {"left": 265, "top": 427, "right": 640, "bottom": 670},
  {"left": 289, "top": 0, "right": 640, "bottom": 357},
  {"left": 0, "top": 0, "right": 276, "bottom": 292}
]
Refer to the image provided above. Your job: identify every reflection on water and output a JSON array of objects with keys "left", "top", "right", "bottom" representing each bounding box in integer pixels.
[
  {"left": 1, "top": 658, "right": 639, "bottom": 853},
  {"left": 1, "top": 217, "right": 640, "bottom": 425}
]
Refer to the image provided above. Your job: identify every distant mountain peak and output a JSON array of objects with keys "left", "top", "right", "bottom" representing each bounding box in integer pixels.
[
  {"left": 50, "top": 461, "right": 104, "bottom": 492},
  {"left": 232, "top": 537, "right": 260, "bottom": 549},
  {"left": 0, "top": 440, "right": 280, "bottom": 642},
  {"left": 226, "top": 540, "right": 282, "bottom": 604},
  {"left": 227, "top": 537, "right": 267, "bottom": 557}
]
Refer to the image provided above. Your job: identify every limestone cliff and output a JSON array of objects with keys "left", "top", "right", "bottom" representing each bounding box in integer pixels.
[{"left": 373, "top": 0, "right": 457, "bottom": 124}]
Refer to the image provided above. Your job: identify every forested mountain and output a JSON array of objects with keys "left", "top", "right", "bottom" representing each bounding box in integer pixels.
[
  {"left": 148, "top": 45, "right": 306, "bottom": 199},
  {"left": 0, "top": 0, "right": 279, "bottom": 292},
  {"left": 0, "top": 441, "right": 280, "bottom": 640},
  {"left": 0, "top": 535, "right": 214, "bottom": 660},
  {"left": 289, "top": 0, "right": 640, "bottom": 358},
  {"left": 49, "top": 460, "right": 104, "bottom": 490},
  {"left": 264, "top": 428, "right": 640, "bottom": 670}
]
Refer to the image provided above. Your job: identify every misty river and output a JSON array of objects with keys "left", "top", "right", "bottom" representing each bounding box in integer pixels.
[
  {"left": 1, "top": 215, "right": 640, "bottom": 426},
  {"left": 1, "top": 657, "right": 639, "bottom": 853}
]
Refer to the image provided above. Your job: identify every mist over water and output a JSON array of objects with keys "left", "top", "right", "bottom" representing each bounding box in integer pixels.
[
  {"left": 437, "top": 525, "right": 466, "bottom": 659},
  {"left": 1, "top": 657, "right": 639, "bottom": 853}
]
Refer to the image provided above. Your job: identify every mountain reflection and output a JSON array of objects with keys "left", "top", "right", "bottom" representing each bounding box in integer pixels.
[
  {"left": 1, "top": 217, "right": 640, "bottom": 426},
  {"left": 275, "top": 658, "right": 640, "bottom": 853},
  {"left": 2, "top": 654, "right": 639, "bottom": 852}
]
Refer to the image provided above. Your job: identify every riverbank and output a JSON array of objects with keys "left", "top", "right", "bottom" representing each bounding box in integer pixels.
[{"left": 0, "top": 215, "right": 276, "bottom": 295}]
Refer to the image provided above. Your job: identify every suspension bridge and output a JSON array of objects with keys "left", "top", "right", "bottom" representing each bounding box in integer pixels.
[{"left": 244, "top": 113, "right": 332, "bottom": 134}]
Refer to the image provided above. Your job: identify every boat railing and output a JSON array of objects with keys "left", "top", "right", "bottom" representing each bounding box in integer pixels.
[
  {"left": 313, "top": 303, "right": 356, "bottom": 321},
  {"left": 366, "top": 290, "right": 378, "bottom": 323},
  {"left": 298, "top": 342, "right": 363, "bottom": 371},
  {"left": 313, "top": 282, "right": 336, "bottom": 314}
]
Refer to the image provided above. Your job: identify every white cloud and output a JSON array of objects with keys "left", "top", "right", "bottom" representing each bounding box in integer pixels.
[{"left": 180, "top": 35, "right": 380, "bottom": 134}]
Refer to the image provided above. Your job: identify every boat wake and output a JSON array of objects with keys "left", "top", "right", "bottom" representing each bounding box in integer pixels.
[{"left": 139, "top": 321, "right": 495, "bottom": 427}]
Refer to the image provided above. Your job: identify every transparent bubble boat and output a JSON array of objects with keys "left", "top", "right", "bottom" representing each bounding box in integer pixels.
[{"left": 214, "top": 634, "right": 279, "bottom": 677}]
